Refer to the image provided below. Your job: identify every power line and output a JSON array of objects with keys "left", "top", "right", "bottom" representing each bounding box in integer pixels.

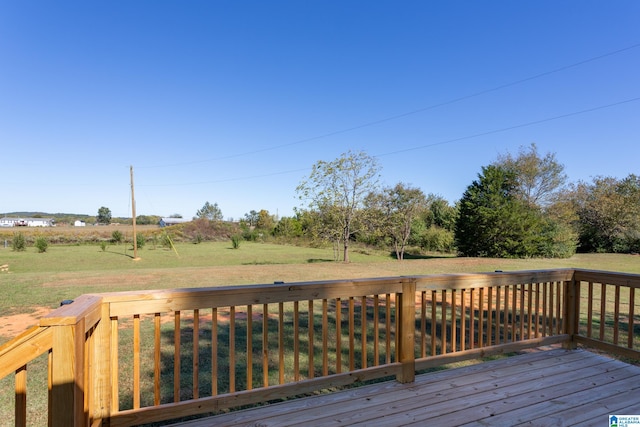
[
  {"left": 137, "top": 42, "right": 640, "bottom": 169},
  {"left": 140, "top": 96, "right": 640, "bottom": 187},
  {"left": 375, "top": 96, "right": 640, "bottom": 158}
]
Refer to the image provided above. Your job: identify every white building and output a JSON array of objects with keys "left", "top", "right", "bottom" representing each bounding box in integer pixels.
[
  {"left": 74, "top": 220, "right": 86, "bottom": 227},
  {"left": 159, "top": 217, "right": 191, "bottom": 227},
  {"left": 0, "top": 217, "right": 55, "bottom": 227}
]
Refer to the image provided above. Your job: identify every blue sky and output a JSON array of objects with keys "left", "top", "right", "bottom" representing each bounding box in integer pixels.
[{"left": 1, "top": 1, "right": 639, "bottom": 220}]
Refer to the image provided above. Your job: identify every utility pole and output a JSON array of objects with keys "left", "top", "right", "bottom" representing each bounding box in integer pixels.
[{"left": 131, "top": 165, "right": 140, "bottom": 260}]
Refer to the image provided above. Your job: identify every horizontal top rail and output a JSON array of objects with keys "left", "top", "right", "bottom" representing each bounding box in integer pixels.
[
  {"left": 99, "top": 277, "right": 408, "bottom": 317},
  {"left": 413, "top": 268, "right": 575, "bottom": 291},
  {"left": 0, "top": 325, "right": 53, "bottom": 378},
  {"left": 574, "top": 269, "right": 640, "bottom": 288}
]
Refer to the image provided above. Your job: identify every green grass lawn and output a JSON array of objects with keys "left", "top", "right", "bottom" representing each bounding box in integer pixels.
[{"left": 1, "top": 241, "right": 640, "bottom": 316}]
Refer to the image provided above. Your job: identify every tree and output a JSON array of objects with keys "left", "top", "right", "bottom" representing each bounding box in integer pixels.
[
  {"left": 256, "top": 209, "right": 275, "bottom": 231},
  {"left": 195, "top": 201, "right": 223, "bottom": 221},
  {"left": 571, "top": 174, "right": 640, "bottom": 253},
  {"left": 97, "top": 206, "right": 112, "bottom": 225},
  {"left": 455, "top": 165, "right": 544, "bottom": 258},
  {"left": 244, "top": 210, "right": 259, "bottom": 227},
  {"left": 366, "top": 183, "right": 426, "bottom": 260},
  {"left": 297, "top": 150, "right": 381, "bottom": 262},
  {"left": 495, "top": 143, "right": 567, "bottom": 207}
]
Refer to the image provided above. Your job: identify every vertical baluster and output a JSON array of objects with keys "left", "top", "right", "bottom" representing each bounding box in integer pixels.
[
  {"left": 514, "top": 284, "right": 520, "bottom": 341},
  {"left": 361, "top": 296, "right": 367, "bottom": 369},
  {"left": 469, "top": 288, "right": 476, "bottom": 349},
  {"left": 133, "top": 314, "right": 140, "bottom": 408},
  {"left": 308, "top": 300, "right": 314, "bottom": 378},
  {"left": 431, "top": 290, "right": 437, "bottom": 355},
  {"left": 441, "top": 290, "right": 447, "bottom": 354},
  {"left": 628, "top": 288, "right": 636, "bottom": 349},
  {"left": 526, "top": 284, "right": 532, "bottom": 339},
  {"left": 478, "top": 288, "right": 484, "bottom": 348},
  {"left": 336, "top": 298, "right": 342, "bottom": 373},
  {"left": 460, "top": 289, "right": 466, "bottom": 351},
  {"left": 15, "top": 365, "right": 27, "bottom": 427},
  {"left": 451, "top": 290, "right": 457, "bottom": 353},
  {"left": 263, "top": 303, "right": 269, "bottom": 388},
  {"left": 599, "top": 283, "right": 606, "bottom": 341},
  {"left": 229, "top": 307, "right": 235, "bottom": 392},
  {"left": 503, "top": 285, "right": 509, "bottom": 343},
  {"left": 494, "top": 286, "right": 501, "bottom": 344},
  {"left": 421, "top": 291, "right": 427, "bottom": 358},
  {"left": 278, "top": 302, "right": 284, "bottom": 384},
  {"left": 373, "top": 295, "right": 380, "bottom": 365},
  {"left": 349, "top": 297, "right": 355, "bottom": 371},
  {"left": 534, "top": 283, "right": 540, "bottom": 338},
  {"left": 386, "top": 294, "right": 392, "bottom": 363},
  {"left": 322, "top": 299, "right": 328, "bottom": 376},
  {"left": 154, "top": 313, "right": 161, "bottom": 405},
  {"left": 246, "top": 305, "right": 252, "bottom": 390},
  {"left": 556, "top": 282, "right": 562, "bottom": 335},
  {"left": 110, "top": 318, "right": 119, "bottom": 412},
  {"left": 613, "top": 285, "right": 620, "bottom": 345},
  {"left": 193, "top": 309, "right": 199, "bottom": 399},
  {"left": 174, "top": 311, "right": 180, "bottom": 402},
  {"left": 487, "top": 287, "right": 493, "bottom": 347},
  {"left": 293, "top": 301, "right": 299, "bottom": 381},
  {"left": 548, "top": 283, "right": 555, "bottom": 336},
  {"left": 212, "top": 307, "right": 218, "bottom": 395},
  {"left": 587, "top": 282, "right": 593, "bottom": 338}
]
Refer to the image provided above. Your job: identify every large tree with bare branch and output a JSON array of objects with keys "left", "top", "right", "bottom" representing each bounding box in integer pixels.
[{"left": 296, "top": 150, "right": 381, "bottom": 262}]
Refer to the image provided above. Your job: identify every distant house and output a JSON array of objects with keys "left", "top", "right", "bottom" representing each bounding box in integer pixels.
[
  {"left": 74, "top": 220, "right": 86, "bottom": 227},
  {"left": 159, "top": 217, "right": 190, "bottom": 227},
  {"left": 0, "top": 217, "right": 55, "bottom": 227}
]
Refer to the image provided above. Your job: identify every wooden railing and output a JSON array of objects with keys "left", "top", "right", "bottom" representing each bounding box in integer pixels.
[{"left": 0, "top": 269, "right": 638, "bottom": 426}]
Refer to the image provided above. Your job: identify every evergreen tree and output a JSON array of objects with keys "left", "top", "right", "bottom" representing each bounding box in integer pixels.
[{"left": 455, "top": 165, "right": 545, "bottom": 258}]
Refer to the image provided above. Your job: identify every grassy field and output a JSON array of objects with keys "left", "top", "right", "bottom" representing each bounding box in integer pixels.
[{"left": 1, "top": 240, "right": 640, "bottom": 319}]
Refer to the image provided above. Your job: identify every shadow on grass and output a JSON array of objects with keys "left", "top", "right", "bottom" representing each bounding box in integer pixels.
[
  {"left": 103, "top": 249, "right": 136, "bottom": 259},
  {"left": 306, "top": 258, "right": 333, "bottom": 263}
]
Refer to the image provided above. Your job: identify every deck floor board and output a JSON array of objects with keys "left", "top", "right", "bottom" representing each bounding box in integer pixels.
[{"left": 169, "top": 348, "right": 640, "bottom": 427}]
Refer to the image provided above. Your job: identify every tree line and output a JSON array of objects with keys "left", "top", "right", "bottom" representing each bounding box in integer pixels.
[
  {"left": 288, "top": 145, "right": 639, "bottom": 261},
  {"left": 94, "top": 145, "right": 639, "bottom": 262}
]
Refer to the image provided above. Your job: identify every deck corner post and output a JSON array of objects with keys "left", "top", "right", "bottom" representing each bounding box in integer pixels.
[
  {"left": 562, "top": 277, "right": 580, "bottom": 350},
  {"left": 396, "top": 280, "right": 416, "bottom": 384},
  {"left": 50, "top": 319, "right": 86, "bottom": 427}
]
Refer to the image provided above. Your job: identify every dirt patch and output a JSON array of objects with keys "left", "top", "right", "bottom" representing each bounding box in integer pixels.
[{"left": 0, "top": 306, "right": 53, "bottom": 338}]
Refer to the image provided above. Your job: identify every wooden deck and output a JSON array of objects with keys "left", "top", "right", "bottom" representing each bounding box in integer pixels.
[{"left": 171, "top": 348, "right": 640, "bottom": 427}]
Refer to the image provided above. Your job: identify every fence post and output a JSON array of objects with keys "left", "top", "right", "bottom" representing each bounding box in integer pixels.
[
  {"left": 562, "top": 275, "right": 580, "bottom": 350},
  {"left": 50, "top": 319, "right": 85, "bottom": 427},
  {"left": 396, "top": 279, "right": 416, "bottom": 383}
]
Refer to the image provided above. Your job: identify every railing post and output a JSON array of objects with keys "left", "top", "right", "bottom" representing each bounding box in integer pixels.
[
  {"left": 562, "top": 276, "right": 580, "bottom": 350},
  {"left": 50, "top": 319, "right": 85, "bottom": 427},
  {"left": 396, "top": 279, "right": 416, "bottom": 383}
]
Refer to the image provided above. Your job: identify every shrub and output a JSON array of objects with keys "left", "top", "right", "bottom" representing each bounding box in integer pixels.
[
  {"left": 100, "top": 241, "right": 108, "bottom": 252},
  {"left": 35, "top": 236, "right": 49, "bottom": 253},
  {"left": 136, "top": 233, "right": 146, "bottom": 249},
  {"left": 231, "top": 234, "right": 242, "bottom": 249},
  {"left": 111, "top": 230, "right": 123, "bottom": 244},
  {"left": 12, "top": 232, "right": 26, "bottom": 252}
]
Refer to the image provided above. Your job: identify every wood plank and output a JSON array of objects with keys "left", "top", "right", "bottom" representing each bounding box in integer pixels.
[
  {"left": 318, "top": 353, "right": 617, "bottom": 426},
  {"left": 176, "top": 349, "right": 583, "bottom": 427},
  {"left": 434, "top": 364, "right": 640, "bottom": 426}
]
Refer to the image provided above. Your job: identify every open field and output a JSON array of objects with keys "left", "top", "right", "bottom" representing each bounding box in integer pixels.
[{"left": 1, "top": 240, "right": 640, "bottom": 337}]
